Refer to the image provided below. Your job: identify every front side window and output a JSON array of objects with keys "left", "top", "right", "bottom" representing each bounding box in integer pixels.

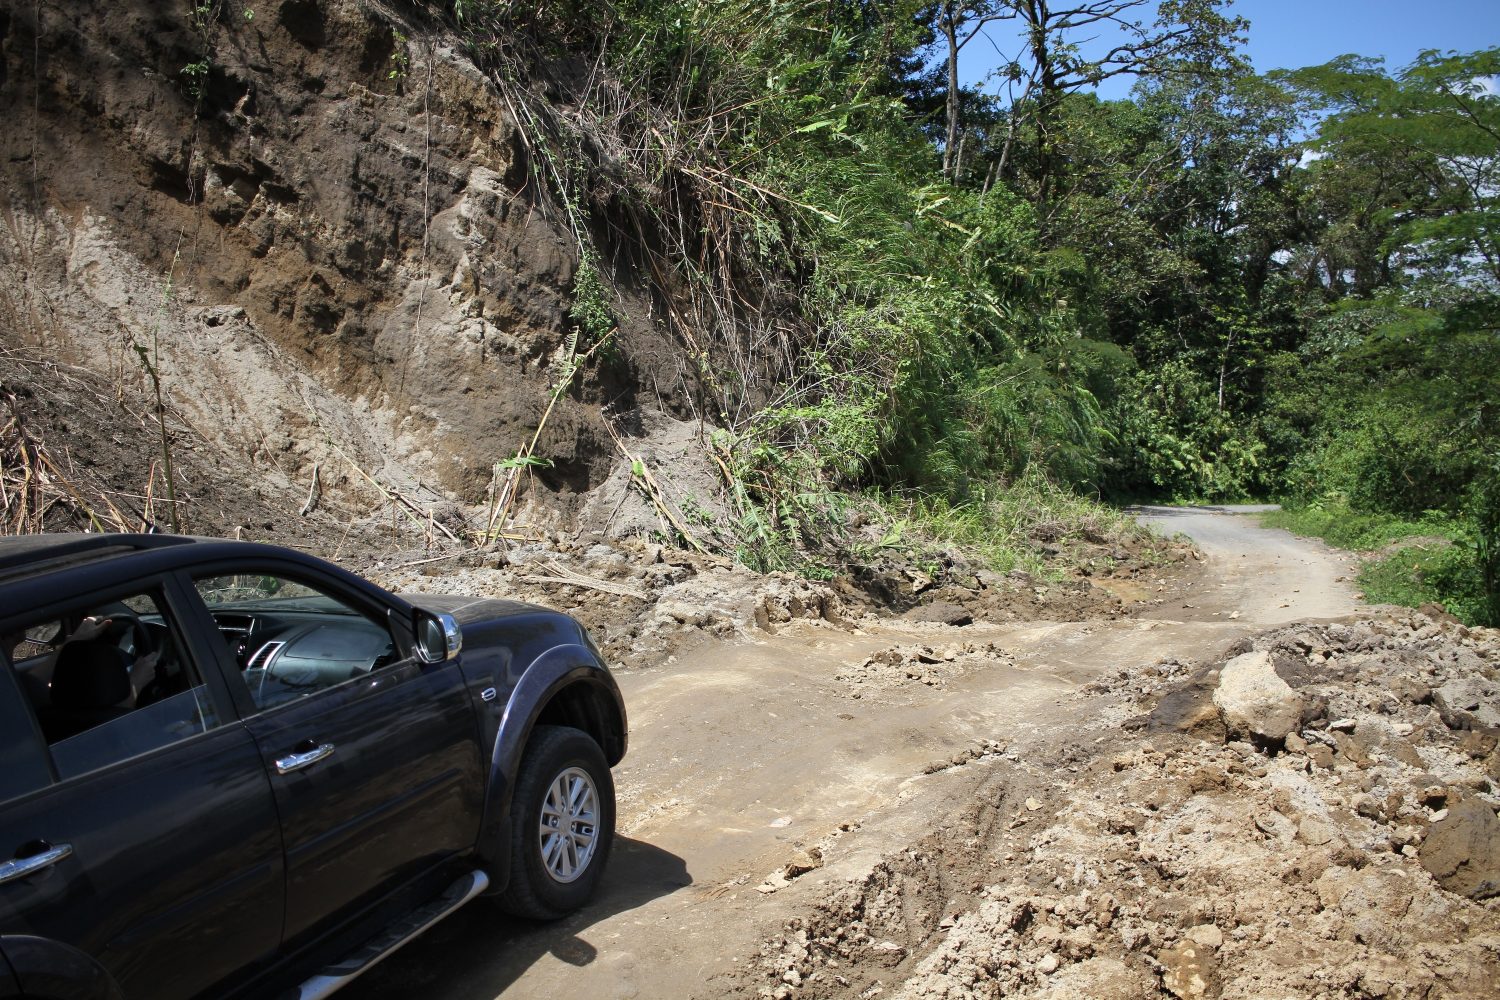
[
  {"left": 3, "top": 589, "right": 221, "bottom": 780},
  {"left": 194, "top": 573, "right": 399, "bottom": 712}
]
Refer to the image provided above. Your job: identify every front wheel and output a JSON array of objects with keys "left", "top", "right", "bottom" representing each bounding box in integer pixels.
[{"left": 500, "top": 725, "right": 616, "bottom": 919}]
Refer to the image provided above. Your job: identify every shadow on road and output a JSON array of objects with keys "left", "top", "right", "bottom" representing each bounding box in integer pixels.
[{"left": 340, "top": 837, "right": 692, "bottom": 999}]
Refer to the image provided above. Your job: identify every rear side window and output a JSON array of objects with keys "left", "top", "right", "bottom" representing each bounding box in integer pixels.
[{"left": 4, "top": 589, "right": 222, "bottom": 780}]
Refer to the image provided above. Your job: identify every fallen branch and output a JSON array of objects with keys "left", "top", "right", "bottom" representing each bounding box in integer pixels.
[
  {"left": 299, "top": 462, "right": 322, "bottom": 517},
  {"left": 337, "top": 449, "right": 462, "bottom": 546}
]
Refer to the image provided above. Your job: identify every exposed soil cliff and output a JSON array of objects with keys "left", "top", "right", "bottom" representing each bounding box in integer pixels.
[{"left": 0, "top": 0, "right": 695, "bottom": 540}]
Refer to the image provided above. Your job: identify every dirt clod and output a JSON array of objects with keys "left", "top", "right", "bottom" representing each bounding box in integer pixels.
[{"left": 1419, "top": 797, "right": 1500, "bottom": 900}]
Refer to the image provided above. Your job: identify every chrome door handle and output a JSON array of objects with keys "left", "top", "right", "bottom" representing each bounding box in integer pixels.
[
  {"left": 275, "top": 743, "right": 335, "bottom": 774},
  {"left": 0, "top": 843, "right": 72, "bottom": 886}
]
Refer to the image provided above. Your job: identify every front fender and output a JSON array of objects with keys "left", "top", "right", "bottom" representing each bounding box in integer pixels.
[
  {"left": 475, "top": 644, "right": 625, "bottom": 887},
  {"left": 0, "top": 936, "right": 123, "bottom": 1000}
]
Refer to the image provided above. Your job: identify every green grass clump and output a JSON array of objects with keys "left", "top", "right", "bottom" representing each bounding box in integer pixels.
[
  {"left": 1260, "top": 502, "right": 1459, "bottom": 552},
  {"left": 1357, "top": 543, "right": 1489, "bottom": 624},
  {"left": 875, "top": 471, "right": 1168, "bottom": 580}
]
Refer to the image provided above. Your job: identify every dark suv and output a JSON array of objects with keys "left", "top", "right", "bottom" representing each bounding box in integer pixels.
[{"left": 0, "top": 534, "right": 626, "bottom": 1000}]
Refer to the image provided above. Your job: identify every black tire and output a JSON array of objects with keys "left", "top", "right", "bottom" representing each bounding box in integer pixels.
[{"left": 499, "top": 724, "right": 615, "bottom": 919}]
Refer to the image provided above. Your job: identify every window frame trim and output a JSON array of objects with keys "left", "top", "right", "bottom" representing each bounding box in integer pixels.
[{"left": 0, "top": 647, "right": 59, "bottom": 798}]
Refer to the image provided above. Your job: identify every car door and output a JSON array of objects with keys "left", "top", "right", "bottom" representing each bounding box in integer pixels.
[
  {"left": 185, "top": 565, "right": 485, "bottom": 952},
  {"left": 0, "top": 578, "right": 284, "bottom": 1000}
]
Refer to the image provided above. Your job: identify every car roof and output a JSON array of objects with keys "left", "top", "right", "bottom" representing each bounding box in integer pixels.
[
  {"left": 0, "top": 533, "right": 194, "bottom": 577},
  {"left": 0, "top": 534, "right": 411, "bottom": 623}
]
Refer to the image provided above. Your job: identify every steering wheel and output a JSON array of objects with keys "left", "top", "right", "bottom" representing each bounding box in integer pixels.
[{"left": 86, "top": 611, "right": 152, "bottom": 665}]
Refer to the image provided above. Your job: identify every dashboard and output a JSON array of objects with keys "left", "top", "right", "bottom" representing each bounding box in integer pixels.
[{"left": 210, "top": 609, "right": 397, "bottom": 709}]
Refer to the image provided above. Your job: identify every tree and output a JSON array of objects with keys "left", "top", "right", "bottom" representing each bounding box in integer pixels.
[
  {"left": 933, "top": 1, "right": 1016, "bottom": 181},
  {"left": 1286, "top": 48, "right": 1500, "bottom": 290},
  {"left": 989, "top": 0, "right": 1246, "bottom": 216}
]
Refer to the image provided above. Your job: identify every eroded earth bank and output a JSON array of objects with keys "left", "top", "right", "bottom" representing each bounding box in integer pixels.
[{"left": 332, "top": 508, "right": 1500, "bottom": 1000}]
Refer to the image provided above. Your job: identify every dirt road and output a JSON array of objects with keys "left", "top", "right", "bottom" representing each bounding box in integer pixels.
[{"left": 343, "top": 507, "right": 1363, "bottom": 999}]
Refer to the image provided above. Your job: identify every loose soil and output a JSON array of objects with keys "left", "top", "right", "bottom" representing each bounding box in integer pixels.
[{"left": 333, "top": 508, "right": 1499, "bottom": 1000}]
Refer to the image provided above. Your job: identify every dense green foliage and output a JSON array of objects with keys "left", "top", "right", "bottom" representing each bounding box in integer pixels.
[{"left": 437, "top": 2, "right": 1499, "bottom": 621}]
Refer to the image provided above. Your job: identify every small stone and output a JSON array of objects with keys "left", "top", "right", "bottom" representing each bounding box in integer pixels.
[
  {"left": 1038, "top": 954, "right": 1060, "bottom": 975},
  {"left": 1430, "top": 808, "right": 1449, "bottom": 823},
  {"left": 1459, "top": 729, "right": 1498, "bottom": 759},
  {"left": 1390, "top": 677, "right": 1432, "bottom": 706},
  {"left": 1328, "top": 718, "right": 1357, "bottom": 732},
  {"left": 1388, "top": 739, "right": 1426, "bottom": 768},
  {"left": 783, "top": 848, "right": 823, "bottom": 879},
  {"left": 1298, "top": 816, "right": 1337, "bottom": 846},
  {"left": 1025, "top": 797, "right": 1043, "bottom": 812},
  {"left": 1335, "top": 732, "right": 1372, "bottom": 768},
  {"left": 1254, "top": 810, "right": 1296, "bottom": 842},
  {"left": 901, "top": 601, "right": 972, "bottom": 626},
  {"left": 1390, "top": 825, "right": 1423, "bottom": 848},
  {"left": 1185, "top": 924, "right": 1223, "bottom": 949}
]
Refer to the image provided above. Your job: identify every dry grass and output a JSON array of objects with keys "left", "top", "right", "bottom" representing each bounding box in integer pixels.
[{"left": 0, "top": 348, "right": 171, "bottom": 535}]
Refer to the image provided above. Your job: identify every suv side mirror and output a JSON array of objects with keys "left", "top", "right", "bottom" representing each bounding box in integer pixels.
[{"left": 414, "top": 611, "right": 462, "bottom": 664}]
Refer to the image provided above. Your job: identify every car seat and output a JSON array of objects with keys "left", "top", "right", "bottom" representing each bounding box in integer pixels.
[{"left": 39, "top": 638, "right": 134, "bottom": 742}]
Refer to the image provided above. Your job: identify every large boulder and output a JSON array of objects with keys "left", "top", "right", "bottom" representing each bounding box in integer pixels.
[
  {"left": 1432, "top": 679, "right": 1500, "bottom": 731},
  {"left": 1212, "top": 651, "right": 1305, "bottom": 744},
  {"left": 1419, "top": 798, "right": 1500, "bottom": 900}
]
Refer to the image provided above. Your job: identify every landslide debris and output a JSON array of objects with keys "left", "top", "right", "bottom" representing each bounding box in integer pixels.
[
  {"left": 369, "top": 514, "right": 1188, "bottom": 669},
  {"left": 727, "top": 610, "right": 1500, "bottom": 1000}
]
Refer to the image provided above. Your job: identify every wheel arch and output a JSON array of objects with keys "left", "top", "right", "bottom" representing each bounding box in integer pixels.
[
  {"left": 530, "top": 676, "right": 626, "bottom": 767},
  {"left": 475, "top": 645, "right": 626, "bottom": 887}
]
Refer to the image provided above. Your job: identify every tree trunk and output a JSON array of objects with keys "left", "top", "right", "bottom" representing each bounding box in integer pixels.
[{"left": 942, "top": 4, "right": 961, "bottom": 183}]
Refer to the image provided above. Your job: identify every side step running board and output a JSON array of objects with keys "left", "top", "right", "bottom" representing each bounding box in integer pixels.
[{"left": 293, "top": 869, "right": 490, "bottom": 1000}]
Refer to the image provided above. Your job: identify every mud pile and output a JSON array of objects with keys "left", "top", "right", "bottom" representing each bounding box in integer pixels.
[
  {"left": 837, "top": 642, "right": 1015, "bottom": 696},
  {"left": 736, "top": 610, "right": 1500, "bottom": 999},
  {"left": 375, "top": 536, "right": 853, "bottom": 666}
]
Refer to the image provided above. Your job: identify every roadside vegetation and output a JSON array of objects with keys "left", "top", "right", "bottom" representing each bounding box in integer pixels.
[
  {"left": 29, "top": 1, "right": 1480, "bottom": 622},
  {"left": 877, "top": 470, "right": 1180, "bottom": 578}
]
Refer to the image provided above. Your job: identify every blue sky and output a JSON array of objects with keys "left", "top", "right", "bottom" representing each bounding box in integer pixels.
[{"left": 960, "top": 0, "right": 1500, "bottom": 97}]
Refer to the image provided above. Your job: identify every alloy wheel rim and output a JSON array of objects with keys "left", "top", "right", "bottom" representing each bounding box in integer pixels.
[{"left": 538, "top": 766, "right": 599, "bottom": 883}]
